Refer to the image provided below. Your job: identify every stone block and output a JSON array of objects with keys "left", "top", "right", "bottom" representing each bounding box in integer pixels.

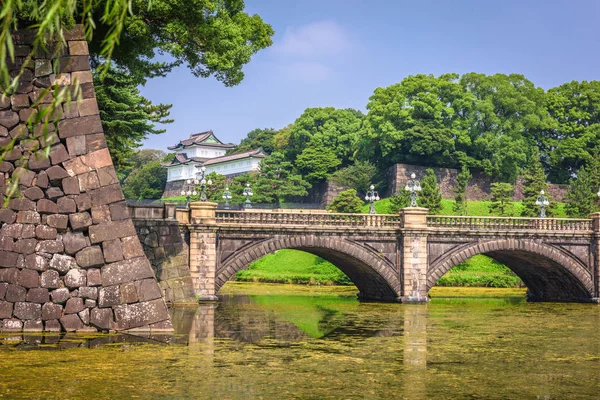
[
  {"left": 35, "top": 225, "right": 57, "bottom": 240},
  {"left": 122, "top": 236, "right": 145, "bottom": 260},
  {"left": 86, "top": 269, "right": 102, "bottom": 287},
  {"left": 64, "top": 297, "right": 85, "bottom": 314},
  {"left": 49, "top": 253, "right": 75, "bottom": 274},
  {"left": 75, "top": 193, "right": 92, "bottom": 211},
  {"left": 36, "top": 239, "right": 64, "bottom": 254},
  {"left": 26, "top": 287, "right": 49, "bottom": 303},
  {"left": 0, "top": 161, "right": 14, "bottom": 173},
  {"left": 102, "top": 239, "right": 123, "bottom": 263},
  {"left": 14, "top": 239, "right": 37, "bottom": 255},
  {"left": 51, "top": 288, "right": 70, "bottom": 304},
  {"left": 2, "top": 319, "right": 23, "bottom": 331},
  {"left": 23, "top": 319, "right": 44, "bottom": 332},
  {"left": 98, "top": 285, "right": 121, "bottom": 308},
  {"left": 0, "top": 300, "right": 13, "bottom": 318},
  {"left": 54, "top": 56, "right": 90, "bottom": 73},
  {"left": 101, "top": 257, "right": 154, "bottom": 287},
  {"left": 85, "top": 299, "right": 96, "bottom": 308},
  {"left": 136, "top": 279, "right": 162, "bottom": 302},
  {"left": 22, "top": 186, "right": 44, "bottom": 200},
  {"left": 44, "top": 319, "right": 61, "bottom": 331},
  {"left": 9, "top": 198, "right": 35, "bottom": 211},
  {"left": 45, "top": 187, "right": 64, "bottom": 199},
  {"left": 64, "top": 269, "right": 86, "bottom": 288},
  {"left": 40, "top": 270, "right": 60, "bottom": 289},
  {"left": 0, "top": 110, "right": 20, "bottom": 129},
  {"left": 35, "top": 59, "right": 52, "bottom": 76},
  {"left": 0, "top": 209, "right": 16, "bottom": 223},
  {"left": 46, "top": 165, "right": 69, "bottom": 182},
  {"left": 97, "top": 166, "right": 118, "bottom": 187},
  {"left": 62, "top": 232, "right": 87, "bottom": 254},
  {"left": 72, "top": 71, "right": 93, "bottom": 84},
  {"left": 89, "top": 183, "right": 125, "bottom": 207},
  {"left": 0, "top": 282, "right": 7, "bottom": 299},
  {"left": 37, "top": 199, "right": 59, "bottom": 214},
  {"left": 42, "top": 302, "right": 62, "bottom": 320},
  {"left": 78, "top": 171, "right": 101, "bottom": 192},
  {"left": 18, "top": 269, "right": 39, "bottom": 288},
  {"left": 69, "top": 212, "right": 92, "bottom": 231},
  {"left": 11, "top": 93, "right": 29, "bottom": 109},
  {"left": 35, "top": 171, "right": 49, "bottom": 188},
  {"left": 91, "top": 205, "right": 111, "bottom": 224},
  {"left": 66, "top": 135, "right": 86, "bottom": 157},
  {"left": 120, "top": 283, "right": 138, "bottom": 304},
  {"left": 69, "top": 40, "right": 89, "bottom": 55},
  {"left": 25, "top": 254, "right": 48, "bottom": 271},
  {"left": 113, "top": 299, "right": 170, "bottom": 330},
  {"left": 0, "top": 250, "right": 19, "bottom": 267},
  {"left": 5, "top": 284, "right": 26, "bottom": 302},
  {"left": 0, "top": 236, "right": 14, "bottom": 251},
  {"left": 60, "top": 314, "right": 83, "bottom": 332},
  {"left": 78, "top": 308, "right": 90, "bottom": 325},
  {"left": 89, "top": 220, "right": 136, "bottom": 244},
  {"left": 57, "top": 197, "right": 77, "bottom": 213},
  {"left": 13, "top": 302, "right": 41, "bottom": 320},
  {"left": 75, "top": 246, "right": 104, "bottom": 268},
  {"left": 46, "top": 214, "right": 69, "bottom": 229},
  {"left": 58, "top": 114, "right": 102, "bottom": 138},
  {"left": 79, "top": 286, "right": 98, "bottom": 300},
  {"left": 62, "top": 176, "right": 80, "bottom": 195},
  {"left": 28, "top": 151, "right": 51, "bottom": 170},
  {"left": 90, "top": 307, "right": 112, "bottom": 330},
  {"left": 109, "top": 201, "right": 129, "bottom": 221}
]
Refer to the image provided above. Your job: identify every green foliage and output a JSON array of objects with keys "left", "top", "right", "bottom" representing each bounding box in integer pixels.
[
  {"left": 205, "top": 172, "right": 227, "bottom": 202},
  {"left": 295, "top": 145, "right": 341, "bottom": 183},
  {"left": 235, "top": 249, "right": 352, "bottom": 286},
  {"left": 287, "top": 107, "right": 364, "bottom": 167},
  {"left": 327, "top": 189, "right": 364, "bottom": 214},
  {"left": 436, "top": 255, "right": 523, "bottom": 288},
  {"left": 251, "top": 152, "right": 310, "bottom": 203},
  {"left": 488, "top": 183, "right": 514, "bottom": 216},
  {"left": 122, "top": 160, "right": 167, "bottom": 199},
  {"left": 520, "top": 147, "right": 554, "bottom": 217},
  {"left": 328, "top": 161, "right": 378, "bottom": 194},
  {"left": 231, "top": 128, "right": 276, "bottom": 155},
  {"left": 388, "top": 190, "right": 411, "bottom": 213},
  {"left": 453, "top": 164, "right": 471, "bottom": 215},
  {"left": 564, "top": 157, "right": 600, "bottom": 217},
  {"left": 95, "top": 68, "right": 173, "bottom": 175},
  {"left": 420, "top": 169, "right": 442, "bottom": 213}
]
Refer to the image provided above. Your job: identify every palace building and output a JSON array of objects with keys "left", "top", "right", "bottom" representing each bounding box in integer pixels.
[{"left": 161, "top": 130, "right": 267, "bottom": 197}]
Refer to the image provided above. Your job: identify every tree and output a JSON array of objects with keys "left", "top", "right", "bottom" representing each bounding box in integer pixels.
[
  {"left": 287, "top": 107, "right": 364, "bottom": 167},
  {"left": 295, "top": 145, "right": 341, "bottom": 184},
  {"left": 420, "top": 169, "right": 442, "bottom": 214},
  {"left": 122, "top": 160, "right": 167, "bottom": 199},
  {"left": 327, "top": 189, "right": 364, "bottom": 214},
  {"left": 453, "top": 164, "right": 471, "bottom": 215},
  {"left": 564, "top": 158, "right": 600, "bottom": 217},
  {"left": 521, "top": 147, "right": 552, "bottom": 217},
  {"left": 252, "top": 152, "right": 310, "bottom": 203},
  {"left": 388, "top": 190, "right": 411, "bottom": 213},
  {"left": 231, "top": 128, "right": 276, "bottom": 155},
  {"left": 205, "top": 172, "right": 227, "bottom": 203},
  {"left": 95, "top": 68, "right": 173, "bottom": 175},
  {"left": 328, "top": 161, "right": 378, "bottom": 194},
  {"left": 488, "top": 183, "right": 514, "bottom": 216}
]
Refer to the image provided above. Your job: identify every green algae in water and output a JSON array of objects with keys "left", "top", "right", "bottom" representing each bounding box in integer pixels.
[{"left": 1, "top": 284, "right": 599, "bottom": 399}]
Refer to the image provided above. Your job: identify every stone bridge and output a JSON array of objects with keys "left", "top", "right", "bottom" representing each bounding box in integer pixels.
[{"left": 130, "top": 203, "right": 600, "bottom": 303}]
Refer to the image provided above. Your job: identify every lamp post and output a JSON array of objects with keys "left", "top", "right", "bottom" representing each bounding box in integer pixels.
[
  {"left": 180, "top": 179, "right": 198, "bottom": 208},
  {"left": 365, "top": 184, "right": 380, "bottom": 215},
  {"left": 243, "top": 183, "right": 253, "bottom": 209},
  {"left": 535, "top": 190, "right": 550, "bottom": 218},
  {"left": 222, "top": 186, "right": 232, "bottom": 209},
  {"left": 197, "top": 166, "right": 213, "bottom": 202},
  {"left": 405, "top": 173, "right": 422, "bottom": 207}
]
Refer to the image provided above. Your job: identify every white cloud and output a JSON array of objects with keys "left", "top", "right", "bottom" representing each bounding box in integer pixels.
[
  {"left": 273, "top": 21, "right": 351, "bottom": 58},
  {"left": 280, "top": 62, "right": 332, "bottom": 82}
]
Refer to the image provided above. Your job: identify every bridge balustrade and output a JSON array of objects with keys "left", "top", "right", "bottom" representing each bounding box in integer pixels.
[
  {"left": 426, "top": 216, "right": 592, "bottom": 231},
  {"left": 215, "top": 211, "right": 402, "bottom": 228}
]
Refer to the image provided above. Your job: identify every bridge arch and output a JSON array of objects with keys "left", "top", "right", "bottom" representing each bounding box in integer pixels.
[
  {"left": 428, "top": 239, "right": 594, "bottom": 301},
  {"left": 216, "top": 236, "right": 401, "bottom": 302}
]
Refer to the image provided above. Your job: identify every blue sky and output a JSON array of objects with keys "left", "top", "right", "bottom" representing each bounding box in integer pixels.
[{"left": 140, "top": 0, "right": 600, "bottom": 151}]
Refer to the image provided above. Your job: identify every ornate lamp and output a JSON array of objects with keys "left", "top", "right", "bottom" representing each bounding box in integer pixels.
[
  {"left": 197, "top": 166, "right": 213, "bottom": 202},
  {"left": 535, "top": 189, "right": 550, "bottom": 218},
  {"left": 404, "top": 173, "right": 422, "bottom": 207},
  {"left": 243, "top": 183, "right": 253, "bottom": 209},
  {"left": 365, "top": 184, "right": 380, "bottom": 215},
  {"left": 222, "top": 186, "right": 232, "bottom": 209},
  {"left": 180, "top": 179, "right": 198, "bottom": 208}
]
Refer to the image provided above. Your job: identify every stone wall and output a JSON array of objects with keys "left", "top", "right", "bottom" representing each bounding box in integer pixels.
[
  {"left": 162, "top": 180, "right": 185, "bottom": 199},
  {"left": 0, "top": 27, "right": 171, "bottom": 332},
  {"left": 388, "top": 163, "right": 568, "bottom": 202},
  {"left": 133, "top": 219, "right": 196, "bottom": 304}
]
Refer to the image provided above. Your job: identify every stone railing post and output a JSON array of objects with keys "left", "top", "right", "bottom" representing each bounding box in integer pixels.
[
  {"left": 188, "top": 202, "right": 219, "bottom": 302},
  {"left": 164, "top": 202, "right": 177, "bottom": 220},
  {"left": 398, "top": 207, "right": 429, "bottom": 302},
  {"left": 590, "top": 212, "right": 600, "bottom": 300}
]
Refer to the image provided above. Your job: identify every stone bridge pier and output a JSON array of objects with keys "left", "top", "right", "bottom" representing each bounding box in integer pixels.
[{"left": 130, "top": 202, "right": 600, "bottom": 304}]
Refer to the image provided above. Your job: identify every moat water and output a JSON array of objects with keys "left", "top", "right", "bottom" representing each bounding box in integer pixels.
[{"left": 1, "top": 283, "right": 599, "bottom": 399}]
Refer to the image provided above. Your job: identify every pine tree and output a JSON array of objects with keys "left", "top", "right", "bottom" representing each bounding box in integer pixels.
[
  {"left": 389, "top": 190, "right": 411, "bottom": 213},
  {"left": 327, "top": 189, "right": 364, "bottom": 214},
  {"left": 489, "top": 183, "right": 514, "bottom": 216},
  {"left": 420, "top": 169, "right": 442, "bottom": 214},
  {"left": 521, "top": 147, "right": 553, "bottom": 217},
  {"left": 453, "top": 164, "right": 471, "bottom": 215},
  {"left": 564, "top": 158, "right": 600, "bottom": 217}
]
